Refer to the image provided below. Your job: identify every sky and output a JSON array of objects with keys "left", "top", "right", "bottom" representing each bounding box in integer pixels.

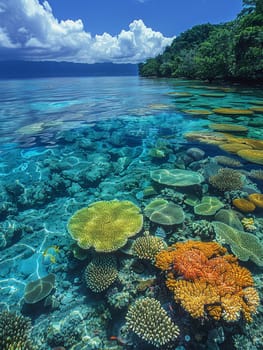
[{"left": 0, "top": 0, "right": 243, "bottom": 64}]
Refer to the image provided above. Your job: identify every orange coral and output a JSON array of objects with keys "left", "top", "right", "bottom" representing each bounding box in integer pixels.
[
  {"left": 248, "top": 193, "right": 263, "bottom": 209},
  {"left": 155, "top": 240, "right": 259, "bottom": 322},
  {"left": 232, "top": 198, "right": 256, "bottom": 213}
]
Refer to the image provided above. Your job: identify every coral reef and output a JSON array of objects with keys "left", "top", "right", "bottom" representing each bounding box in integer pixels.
[
  {"left": 194, "top": 196, "right": 224, "bottom": 216},
  {"left": 213, "top": 221, "right": 263, "bottom": 266},
  {"left": 68, "top": 200, "right": 143, "bottom": 252},
  {"left": 155, "top": 240, "right": 259, "bottom": 322},
  {"left": 84, "top": 254, "right": 118, "bottom": 293},
  {"left": 131, "top": 234, "right": 166, "bottom": 262},
  {"left": 209, "top": 168, "right": 244, "bottom": 192},
  {"left": 0, "top": 311, "right": 35, "bottom": 350},
  {"left": 24, "top": 273, "right": 56, "bottom": 304},
  {"left": 144, "top": 198, "right": 185, "bottom": 225},
  {"left": 150, "top": 168, "right": 204, "bottom": 187},
  {"left": 214, "top": 155, "right": 242, "bottom": 167},
  {"left": 232, "top": 198, "right": 256, "bottom": 213},
  {"left": 125, "top": 297, "right": 180, "bottom": 347}
]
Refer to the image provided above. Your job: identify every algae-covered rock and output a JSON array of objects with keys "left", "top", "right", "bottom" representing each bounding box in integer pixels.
[
  {"left": 150, "top": 169, "right": 204, "bottom": 187},
  {"left": 194, "top": 196, "right": 224, "bottom": 216},
  {"left": 213, "top": 221, "right": 263, "bottom": 266}
]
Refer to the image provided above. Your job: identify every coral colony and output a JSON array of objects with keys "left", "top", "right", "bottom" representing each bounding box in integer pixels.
[{"left": 0, "top": 78, "right": 263, "bottom": 350}]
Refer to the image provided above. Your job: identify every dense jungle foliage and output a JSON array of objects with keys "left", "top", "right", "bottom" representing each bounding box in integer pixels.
[{"left": 139, "top": 0, "right": 263, "bottom": 82}]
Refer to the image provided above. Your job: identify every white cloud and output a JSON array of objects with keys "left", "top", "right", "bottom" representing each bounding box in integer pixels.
[{"left": 0, "top": 0, "right": 174, "bottom": 63}]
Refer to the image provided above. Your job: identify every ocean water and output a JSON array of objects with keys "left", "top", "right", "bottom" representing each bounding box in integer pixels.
[{"left": 0, "top": 76, "right": 263, "bottom": 350}]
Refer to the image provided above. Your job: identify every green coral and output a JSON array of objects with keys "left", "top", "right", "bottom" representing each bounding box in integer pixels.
[
  {"left": 194, "top": 196, "right": 224, "bottom": 216},
  {"left": 132, "top": 235, "right": 166, "bottom": 262},
  {"left": 213, "top": 221, "right": 263, "bottom": 266},
  {"left": 24, "top": 273, "right": 55, "bottom": 304},
  {"left": 68, "top": 200, "right": 143, "bottom": 252},
  {"left": 84, "top": 254, "right": 118, "bottom": 293},
  {"left": 126, "top": 297, "right": 180, "bottom": 348},
  {"left": 209, "top": 168, "right": 244, "bottom": 192},
  {"left": 150, "top": 168, "right": 204, "bottom": 187},
  {"left": 0, "top": 311, "right": 35, "bottom": 350},
  {"left": 144, "top": 198, "right": 185, "bottom": 225}
]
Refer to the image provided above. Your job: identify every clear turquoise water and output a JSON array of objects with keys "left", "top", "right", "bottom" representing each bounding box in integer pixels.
[{"left": 0, "top": 76, "right": 262, "bottom": 350}]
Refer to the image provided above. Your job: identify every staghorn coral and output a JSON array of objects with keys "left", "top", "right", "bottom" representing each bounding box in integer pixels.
[
  {"left": 131, "top": 234, "right": 166, "bottom": 262},
  {"left": 0, "top": 311, "right": 35, "bottom": 350},
  {"left": 155, "top": 240, "right": 259, "bottom": 322},
  {"left": 125, "top": 297, "right": 179, "bottom": 348},
  {"left": 190, "top": 220, "right": 215, "bottom": 240},
  {"left": 68, "top": 200, "right": 143, "bottom": 252},
  {"left": 84, "top": 254, "right": 118, "bottom": 293},
  {"left": 209, "top": 168, "right": 244, "bottom": 192}
]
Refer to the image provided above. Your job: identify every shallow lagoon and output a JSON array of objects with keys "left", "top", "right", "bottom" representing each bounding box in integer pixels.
[{"left": 0, "top": 76, "right": 263, "bottom": 350}]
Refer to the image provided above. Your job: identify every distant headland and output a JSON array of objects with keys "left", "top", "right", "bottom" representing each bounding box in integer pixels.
[{"left": 0, "top": 61, "right": 138, "bottom": 79}]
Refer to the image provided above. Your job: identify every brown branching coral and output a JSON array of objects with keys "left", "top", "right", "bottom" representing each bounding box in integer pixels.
[
  {"left": 155, "top": 240, "right": 259, "bottom": 322},
  {"left": 209, "top": 167, "right": 244, "bottom": 192}
]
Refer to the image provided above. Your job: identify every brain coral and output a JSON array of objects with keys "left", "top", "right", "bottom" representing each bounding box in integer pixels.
[
  {"left": 126, "top": 297, "right": 179, "bottom": 348},
  {"left": 0, "top": 311, "right": 35, "bottom": 350},
  {"left": 213, "top": 221, "right": 263, "bottom": 266},
  {"left": 68, "top": 200, "right": 143, "bottom": 252},
  {"left": 155, "top": 240, "right": 259, "bottom": 322},
  {"left": 84, "top": 254, "right": 118, "bottom": 293},
  {"left": 209, "top": 168, "right": 244, "bottom": 192},
  {"left": 144, "top": 198, "right": 185, "bottom": 225}
]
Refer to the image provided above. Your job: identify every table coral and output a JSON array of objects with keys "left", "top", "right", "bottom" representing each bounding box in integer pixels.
[
  {"left": 67, "top": 200, "right": 143, "bottom": 252},
  {"left": 155, "top": 240, "right": 259, "bottom": 322}
]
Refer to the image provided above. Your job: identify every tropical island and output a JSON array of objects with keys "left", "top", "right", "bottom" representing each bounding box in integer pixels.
[{"left": 139, "top": 0, "right": 263, "bottom": 82}]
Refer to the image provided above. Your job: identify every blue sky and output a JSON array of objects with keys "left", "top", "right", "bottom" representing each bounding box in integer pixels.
[{"left": 0, "top": 0, "right": 243, "bottom": 64}]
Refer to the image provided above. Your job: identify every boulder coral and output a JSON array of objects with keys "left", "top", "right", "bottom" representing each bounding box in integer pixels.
[
  {"left": 155, "top": 240, "right": 259, "bottom": 322},
  {"left": 67, "top": 200, "right": 143, "bottom": 252}
]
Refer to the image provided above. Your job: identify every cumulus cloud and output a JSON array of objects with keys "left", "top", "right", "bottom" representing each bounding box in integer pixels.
[{"left": 0, "top": 0, "right": 174, "bottom": 63}]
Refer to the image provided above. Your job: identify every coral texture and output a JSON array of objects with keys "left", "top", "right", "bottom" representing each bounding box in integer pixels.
[
  {"left": 68, "top": 200, "right": 143, "bottom": 252},
  {"left": 125, "top": 297, "right": 179, "bottom": 347},
  {"left": 209, "top": 168, "right": 243, "bottom": 192},
  {"left": 213, "top": 221, "right": 263, "bottom": 266},
  {"left": 132, "top": 235, "right": 166, "bottom": 262},
  {"left": 0, "top": 311, "right": 35, "bottom": 350},
  {"left": 155, "top": 240, "right": 259, "bottom": 322},
  {"left": 84, "top": 254, "right": 118, "bottom": 293}
]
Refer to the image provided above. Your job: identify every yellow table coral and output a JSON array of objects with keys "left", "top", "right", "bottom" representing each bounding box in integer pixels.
[{"left": 68, "top": 200, "right": 143, "bottom": 252}]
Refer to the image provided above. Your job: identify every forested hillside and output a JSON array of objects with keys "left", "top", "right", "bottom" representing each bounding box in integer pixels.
[{"left": 139, "top": 0, "right": 263, "bottom": 82}]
